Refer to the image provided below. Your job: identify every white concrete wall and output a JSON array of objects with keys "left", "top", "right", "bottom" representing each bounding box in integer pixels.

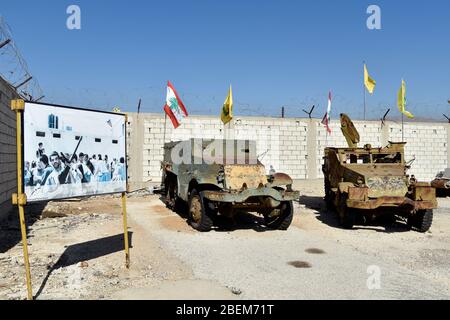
[{"left": 126, "top": 113, "right": 449, "bottom": 187}]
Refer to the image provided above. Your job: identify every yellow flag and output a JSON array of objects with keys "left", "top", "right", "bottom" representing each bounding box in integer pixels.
[
  {"left": 364, "top": 64, "right": 376, "bottom": 94},
  {"left": 397, "top": 79, "right": 414, "bottom": 119},
  {"left": 221, "top": 85, "right": 233, "bottom": 125}
]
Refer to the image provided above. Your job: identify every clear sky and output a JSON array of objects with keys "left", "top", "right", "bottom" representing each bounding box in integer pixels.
[{"left": 1, "top": 0, "right": 450, "bottom": 120}]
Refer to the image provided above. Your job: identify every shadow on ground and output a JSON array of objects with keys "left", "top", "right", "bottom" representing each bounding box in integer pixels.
[
  {"left": 0, "top": 202, "right": 47, "bottom": 253},
  {"left": 298, "top": 195, "right": 411, "bottom": 233},
  {"left": 35, "top": 232, "right": 133, "bottom": 299}
]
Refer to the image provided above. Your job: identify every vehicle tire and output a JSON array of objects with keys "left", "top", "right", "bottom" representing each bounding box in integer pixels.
[
  {"left": 408, "top": 209, "right": 433, "bottom": 233},
  {"left": 188, "top": 189, "right": 213, "bottom": 232},
  {"left": 338, "top": 193, "right": 355, "bottom": 229},
  {"left": 324, "top": 178, "right": 334, "bottom": 210},
  {"left": 264, "top": 201, "right": 294, "bottom": 230}
]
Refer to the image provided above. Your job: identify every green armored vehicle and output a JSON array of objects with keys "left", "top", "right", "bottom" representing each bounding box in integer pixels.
[
  {"left": 161, "top": 139, "right": 299, "bottom": 231},
  {"left": 322, "top": 114, "right": 437, "bottom": 232}
]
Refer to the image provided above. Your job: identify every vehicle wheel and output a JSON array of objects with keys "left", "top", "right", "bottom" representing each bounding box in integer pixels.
[
  {"left": 324, "top": 178, "right": 334, "bottom": 210},
  {"left": 264, "top": 201, "right": 294, "bottom": 230},
  {"left": 338, "top": 193, "right": 355, "bottom": 229},
  {"left": 188, "top": 189, "right": 213, "bottom": 232},
  {"left": 408, "top": 209, "right": 433, "bottom": 233}
]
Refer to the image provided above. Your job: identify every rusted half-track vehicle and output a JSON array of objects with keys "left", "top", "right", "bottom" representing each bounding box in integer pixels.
[
  {"left": 322, "top": 114, "right": 437, "bottom": 232},
  {"left": 161, "top": 139, "right": 299, "bottom": 231}
]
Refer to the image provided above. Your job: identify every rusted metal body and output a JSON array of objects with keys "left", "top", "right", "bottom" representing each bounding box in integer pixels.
[
  {"left": 323, "top": 113, "right": 436, "bottom": 231},
  {"left": 161, "top": 139, "right": 299, "bottom": 231},
  {"left": 323, "top": 142, "right": 437, "bottom": 211},
  {"left": 431, "top": 168, "right": 450, "bottom": 197}
]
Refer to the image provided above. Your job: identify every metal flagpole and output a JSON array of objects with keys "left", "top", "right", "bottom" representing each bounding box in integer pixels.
[
  {"left": 163, "top": 112, "right": 167, "bottom": 144},
  {"left": 402, "top": 113, "right": 404, "bottom": 142},
  {"left": 364, "top": 84, "right": 366, "bottom": 121},
  {"left": 363, "top": 61, "right": 366, "bottom": 120}
]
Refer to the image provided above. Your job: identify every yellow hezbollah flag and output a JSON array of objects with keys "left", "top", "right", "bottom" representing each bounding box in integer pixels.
[
  {"left": 397, "top": 79, "right": 414, "bottom": 119},
  {"left": 221, "top": 85, "right": 233, "bottom": 125},
  {"left": 364, "top": 64, "right": 376, "bottom": 94}
]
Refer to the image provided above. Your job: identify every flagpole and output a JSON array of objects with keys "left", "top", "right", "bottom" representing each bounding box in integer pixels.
[
  {"left": 363, "top": 61, "right": 366, "bottom": 120},
  {"left": 326, "top": 92, "right": 328, "bottom": 148},
  {"left": 363, "top": 83, "right": 366, "bottom": 121},
  {"left": 401, "top": 113, "right": 404, "bottom": 142},
  {"left": 223, "top": 121, "right": 226, "bottom": 140},
  {"left": 163, "top": 112, "right": 167, "bottom": 144}
]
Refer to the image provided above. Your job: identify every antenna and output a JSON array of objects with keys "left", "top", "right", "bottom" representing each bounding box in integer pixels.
[
  {"left": 380, "top": 108, "right": 390, "bottom": 128},
  {"left": 258, "top": 149, "right": 270, "bottom": 161},
  {"left": 302, "top": 105, "right": 315, "bottom": 119}
]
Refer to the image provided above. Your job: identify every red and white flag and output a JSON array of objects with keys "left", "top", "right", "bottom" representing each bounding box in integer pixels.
[
  {"left": 321, "top": 91, "right": 332, "bottom": 134},
  {"left": 163, "top": 81, "right": 188, "bottom": 128}
]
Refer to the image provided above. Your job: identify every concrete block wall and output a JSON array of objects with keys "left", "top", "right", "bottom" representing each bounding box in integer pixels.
[
  {"left": 388, "top": 122, "right": 447, "bottom": 181},
  {"left": 126, "top": 112, "right": 449, "bottom": 188},
  {"left": 0, "top": 77, "right": 18, "bottom": 219}
]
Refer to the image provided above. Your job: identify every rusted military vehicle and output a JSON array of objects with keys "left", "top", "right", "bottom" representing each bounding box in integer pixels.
[
  {"left": 322, "top": 114, "right": 437, "bottom": 232},
  {"left": 161, "top": 139, "right": 299, "bottom": 231},
  {"left": 431, "top": 168, "right": 450, "bottom": 197}
]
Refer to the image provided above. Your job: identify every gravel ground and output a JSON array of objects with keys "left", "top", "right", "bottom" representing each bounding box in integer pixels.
[{"left": 1, "top": 180, "right": 449, "bottom": 300}]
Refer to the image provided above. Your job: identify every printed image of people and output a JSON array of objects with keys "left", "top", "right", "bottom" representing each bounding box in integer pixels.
[
  {"left": 25, "top": 144, "right": 127, "bottom": 186},
  {"left": 23, "top": 102, "right": 127, "bottom": 202}
]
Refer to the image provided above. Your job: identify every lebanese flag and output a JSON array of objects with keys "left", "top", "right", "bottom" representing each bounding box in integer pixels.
[
  {"left": 163, "top": 81, "right": 188, "bottom": 128},
  {"left": 321, "top": 91, "right": 332, "bottom": 134}
]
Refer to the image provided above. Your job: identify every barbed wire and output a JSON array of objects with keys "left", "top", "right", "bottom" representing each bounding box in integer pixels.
[
  {"left": 42, "top": 85, "right": 448, "bottom": 122},
  {"left": 0, "top": 15, "right": 44, "bottom": 101}
]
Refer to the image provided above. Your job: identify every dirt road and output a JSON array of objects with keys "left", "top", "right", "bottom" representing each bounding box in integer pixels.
[{"left": 1, "top": 180, "right": 449, "bottom": 299}]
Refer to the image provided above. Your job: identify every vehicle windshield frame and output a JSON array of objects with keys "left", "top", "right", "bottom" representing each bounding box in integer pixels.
[{"left": 338, "top": 151, "right": 404, "bottom": 165}]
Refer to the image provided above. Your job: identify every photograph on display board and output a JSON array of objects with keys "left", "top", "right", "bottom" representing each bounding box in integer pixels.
[{"left": 23, "top": 102, "right": 127, "bottom": 202}]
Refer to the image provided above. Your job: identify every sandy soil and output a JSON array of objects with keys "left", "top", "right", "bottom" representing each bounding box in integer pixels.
[{"left": 0, "top": 181, "right": 449, "bottom": 300}]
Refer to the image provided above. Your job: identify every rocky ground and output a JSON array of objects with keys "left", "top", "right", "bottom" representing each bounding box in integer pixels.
[{"left": 0, "top": 180, "right": 449, "bottom": 300}]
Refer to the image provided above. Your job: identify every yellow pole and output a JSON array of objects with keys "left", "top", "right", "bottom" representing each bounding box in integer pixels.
[
  {"left": 11, "top": 99, "right": 33, "bottom": 300},
  {"left": 121, "top": 192, "right": 130, "bottom": 268}
]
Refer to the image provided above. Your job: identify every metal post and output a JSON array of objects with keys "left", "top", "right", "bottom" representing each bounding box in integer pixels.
[
  {"left": 363, "top": 82, "right": 366, "bottom": 121},
  {"left": 163, "top": 112, "right": 167, "bottom": 144},
  {"left": 121, "top": 192, "right": 130, "bottom": 268},
  {"left": 402, "top": 113, "right": 404, "bottom": 142},
  {"left": 11, "top": 99, "right": 33, "bottom": 300}
]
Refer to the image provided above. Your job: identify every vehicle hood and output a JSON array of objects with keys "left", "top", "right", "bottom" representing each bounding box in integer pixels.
[
  {"left": 365, "top": 176, "right": 408, "bottom": 198},
  {"left": 224, "top": 164, "right": 268, "bottom": 190},
  {"left": 344, "top": 165, "right": 408, "bottom": 197}
]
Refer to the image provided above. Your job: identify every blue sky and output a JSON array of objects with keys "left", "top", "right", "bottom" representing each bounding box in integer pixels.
[{"left": 1, "top": 0, "right": 450, "bottom": 120}]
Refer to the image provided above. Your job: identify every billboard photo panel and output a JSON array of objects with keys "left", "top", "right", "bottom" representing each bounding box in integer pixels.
[{"left": 23, "top": 102, "right": 127, "bottom": 202}]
